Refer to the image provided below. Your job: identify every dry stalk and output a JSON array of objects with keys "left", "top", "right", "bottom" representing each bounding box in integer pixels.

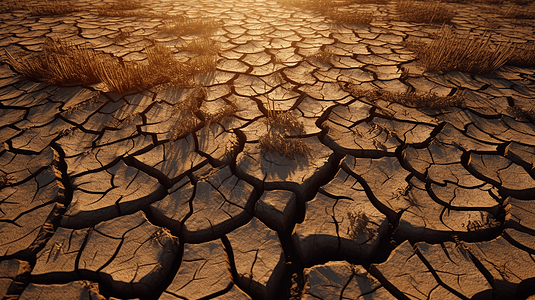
[
  {"left": 347, "top": 84, "right": 464, "bottom": 109},
  {"left": 405, "top": 26, "right": 515, "bottom": 74},
  {"left": 347, "top": 211, "right": 374, "bottom": 239},
  {"left": 5, "top": 38, "right": 218, "bottom": 93},
  {"left": 326, "top": 9, "right": 374, "bottom": 24},
  {"left": 396, "top": 0, "right": 455, "bottom": 24},
  {"left": 1, "top": 0, "right": 80, "bottom": 15},
  {"left": 160, "top": 17, "right": 222, "bottom": 36}
]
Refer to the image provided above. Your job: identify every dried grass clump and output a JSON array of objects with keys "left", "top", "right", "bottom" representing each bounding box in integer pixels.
[
  {"left": 160, "top": 17, "right": 223, "bottom": 36},
  {"left": 0, "top": 0, "right": 80, "bottom": 15},
  {"left": 5, "top": 39, "right": 102, "bottom": 86},
  {"left": 326, "top": 9, "right": 374, "bottom": 24},
  {"left": 172, "top": 111, "right": 200, "bottom": 140},
  {"left": 508, "top": 42, "right": 535, "bottom": 67},
  {"left": 259, "top": 110, "right": 309, "bottom": 159},
  {"left": 259, "top": 132, "right": 310, "bottom": 159},
  {"left": 278, "top": 0, "right": 388, "bottom": 10},
  {"left": 348, "top": 84, "right": 464, "bottom": 109},
  {"left": 396, "top": 0, "right": 455, "bottom": 24},
  {"left": 99, "top": 0, "right": 144, "bottom": 10},
  {"left": 0, "top": 174, "right": 8, "bottom": 187},
  {"left": 308, "top": 48, "right": 335, "bottom": 64},
  {"left": 96, "top": 9, "right": 172, "bottom": 18},
  {"left": 503, "top": 5, "right": 535, "bottom": 19},
  {"left": 178, "top": 38, "right": 220, "bottom": 55},
  {"left": 202, "top": 102, "right": 238, "bottom": 125},
  {"left": 346, "top": 211, "right": 374, "bottom": 239},
  {"left": 265, "top": 111, "right": 306, "bottom": 134},
  {"left": 511, "top": 0, "right": 532, "bottom": 4},
  {"left": 5, "top": 38, "right": 218, "bottom": 93},
  {"left": 404, "top": 26, "right": 514, "bottom": 74},
  {"left": 171, "top": 87, "right": 205, "bottom": 139}
]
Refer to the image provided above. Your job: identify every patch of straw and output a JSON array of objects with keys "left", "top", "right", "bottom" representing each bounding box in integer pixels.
[
  {"left": 5, "top": 38, "right": 218, "bottom": 93},
  {"left": 160, "top": 17, "right": 223, "bottom": 36},
  {"left": 1, "top": 0, "right": 80, "bottom": 15},
  {"left": 259, "top": 132, "right": 310, "bottom": 159},
  {"left": 405, "top": 26, "right": 514, "bottom": 74},
  {"left": 396, "top": 0, "right": 455, "bottom": 24},
  {"left": 348, "top": 84, "right": 464, "bottom": 109},
  {"left": 326, "top": 9, "right": 374, "bottom": 24}
]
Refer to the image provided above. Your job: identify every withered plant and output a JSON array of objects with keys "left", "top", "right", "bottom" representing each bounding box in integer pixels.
[
  {"left": 308, "top": 48, "right": 335, "bottom": 64},
  {"left": 395, "top": 0, "right": 455, "bottom": 24},
  {"left": 347, "top": 84, "right": 464, "bottom": 109},
  {"left": 1, "top": 0, "right": 80, "bottom": 15},
  {"left": 97, "top": 0, "right": 144, "bottom": 11},
  {"left": 404, "top": 26, "right": 515, "bottom": 74},
  {"left": 326, "top": 9, "right": 374, "bottom": 24},
  {"left": 346, "top": 211, "right": 374, "bottom": 239},
  {"left": 170, "top": 87, "right": 205, "bottom": 139},
  {"left": 259, "top": 107, "right": 310, "bottom": 159},
  {"left": 159, "top": 17, "right": 223, "bottom": 36},
  {"left": 278, "top": 0, "right": 388, "bottom": 10},
  {"left": 5, "top": 37, "right": 218, "bottom": 93}
]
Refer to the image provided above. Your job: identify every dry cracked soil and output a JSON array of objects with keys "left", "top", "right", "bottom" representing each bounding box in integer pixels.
[{"left": 1, "top": 0, "right": 535, "bottom": 299}]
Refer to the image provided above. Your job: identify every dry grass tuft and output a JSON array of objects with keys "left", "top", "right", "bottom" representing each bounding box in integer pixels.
[
  {"left": 96, "top": 9, "right": 172, "bottom": 18},
  {"left": 278, "top": 0, "right": 388, "bottom": 10},
  {"left": 346, "top": 211, "right": 374, "bottom": 239},
  {"left": 396, "top": 0, "right": 455, "bottom": 24},
  {"left": 160, "top": 17, "right": 223, "bottom": 36},
  {"left": 259, "top": 132, "right": 310, "bottom": 159},
  {"left": 503, "top": 4, "right": 535, "bottom": 19},
  {"left": 308, "top": 48, "right": 335, "bottom": 64},
  {"left": 508, "top": 42, "right": 535, "bottom": 67},
  {"left": 5, "top": 38, "right": 218, "bottom": 93},
  {"left": 347, "top": 84, "right": 464, "bottom": 109},
  {"left": 259, "top": 110, "right": 310, "bottom": 159},
  {"left": 99, "top": 0, "right": 144, "bottom": 10},
  {"left": 6, "top": 39, "right": 101, "bottom": 85},
  {"left": 326, "top": 9, "right": 374, "bottom": 24},
  {"left": 404, "top": 26, "right": 515, "bottom": 74},
  {"left": 1, "top": 0, "right": 80, "bottom": 15},
  {"left": 511, "top": 0, "right": 532, "bottom": 4},
  {"left": 0, "top": 174, "right": 8, "bottom": 187},
  {"left": 171, "top": 87, "right": 206, "bottom": 139},
  {"left": 265, "top": 111, "right": 306, "bottom": 134},
  {"left": 178, "top": 38, "right": 220, "bottom": 55},
  {"left": 201, "top": 102, "right": 238, "bottom": 125}
]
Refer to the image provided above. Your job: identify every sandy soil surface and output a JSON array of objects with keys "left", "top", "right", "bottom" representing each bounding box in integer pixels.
[{"left": 1, "top": 0, "right": 535, "bottom": 299}]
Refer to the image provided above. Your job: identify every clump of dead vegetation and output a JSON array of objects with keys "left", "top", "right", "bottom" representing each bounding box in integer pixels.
[
  {"left": 503, "top": 4, "right": 535, "bottom": 19},
  {"left": 171, "top": 87, "right": 205, "bottom": 140},
  {"left": 159, "top": 17, "right": 223, "bottom": 36},
  {"left": 5, "top": 37, "right": 219, "bottom": 93},
  {"left": 170, "top": 87, "right": 237, "bottom": 139},
  {"left": 326, "top": 9, "right": 374, "bottom": 24},
  {"left": 0, "top": 0, "right": 80, "bottom": 15},
  {"left": 277, "top": 0, "right": 382, "bottom": 25},
  {"left": 259, "top": 109, "right": 310, "bottom": 159},
  {"left": 395, "top": 0, "right": 455, "bottom": 24},
  {"left": 278, "top": 0, "right": 388, "bottom": 10},
  {"left": 307, "top": 48, "right": 336, "bottom": 64},
  {"left": 403, "top": 26, "right": 531, "bottom": 74},
  {"left": 98, "top": 0, "right": 145, "bottom": 10},
  {"left": 346, "top": 210, "right": 374, "bottom": 239},
  {"left": 347, "top": 84, "right": 464, "bottom": 109},
  {"left": 95, "top": 0, "right": 172, "bottom": 19},
  {"left": 0, "top": 174, "right": 8, "bottom": 187}
]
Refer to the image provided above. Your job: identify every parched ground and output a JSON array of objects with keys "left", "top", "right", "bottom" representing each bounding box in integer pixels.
[{"left": 1, "top": 0, "right": 535, "bottom": 299}]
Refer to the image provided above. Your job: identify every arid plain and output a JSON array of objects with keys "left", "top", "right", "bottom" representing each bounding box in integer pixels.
[{"left": 1, "top": 0, "right": 535, "bottom": 299}]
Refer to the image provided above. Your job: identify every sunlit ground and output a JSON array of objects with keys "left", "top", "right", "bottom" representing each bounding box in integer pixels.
[{"left": 0, "top": 0, "right": 535, "bottom": 299}]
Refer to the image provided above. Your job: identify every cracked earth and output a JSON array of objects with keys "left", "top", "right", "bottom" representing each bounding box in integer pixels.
[{"left": 1, "top": 0, "right": 535, "bottom": 299}]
